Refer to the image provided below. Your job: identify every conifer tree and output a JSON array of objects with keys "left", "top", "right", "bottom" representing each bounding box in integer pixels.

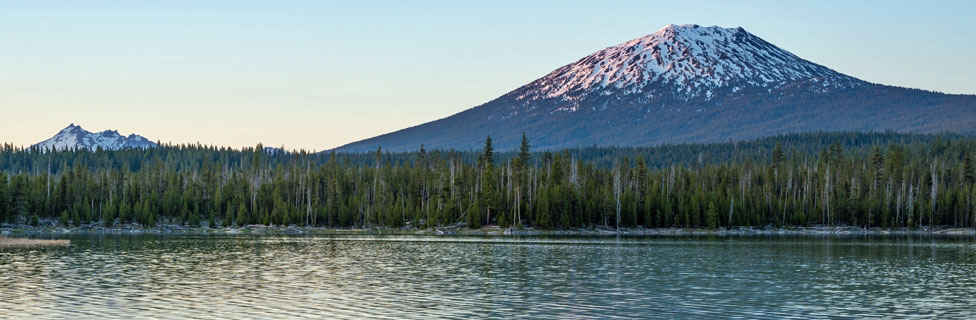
[
  {"left": 236, "top": 202, "right": 248, "bottom": 227},
  {"left": 0, "top": 173, "right": 7, "bottom": 223},
  {"left": 519, "top": 133, "right": 531, "bottom": 165},
  {"left": 483, "top": 136, "right": 494, "bottom": 167},
  {"left": 963, "top": 152, "right": 974, "bottom": 184},
  {"left": 225, "top": 204, "right": 235, "bottom": 227},
  {"left": 871, "top": 146, "right": 885, "bottom": 180},
  {"left": 772, "top": 142, "right": 785, "bottom": 169},
  {"left": 706, "top": 201, "right": 719, "bottom": 229}
]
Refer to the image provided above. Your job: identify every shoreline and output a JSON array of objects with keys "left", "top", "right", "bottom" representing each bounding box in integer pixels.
[{"left": 2, "top": 223, "right": 975, "bottom": 237}]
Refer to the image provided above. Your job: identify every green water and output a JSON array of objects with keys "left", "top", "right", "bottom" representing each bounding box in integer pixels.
[{"left": 2, "top": 235, "right": 976, "bottom": 319}]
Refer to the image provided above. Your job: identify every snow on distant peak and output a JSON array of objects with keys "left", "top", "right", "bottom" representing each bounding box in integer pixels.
[
  {"left": 517, "top": 24, "right": 862, "bottom": 102},
  {"left": 32, "top": 124, "right": 157, "bottom": 151}
]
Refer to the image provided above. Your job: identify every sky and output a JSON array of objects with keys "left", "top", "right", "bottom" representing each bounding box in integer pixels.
[{"left": 2, "top": 0, "right": 974, "bottom": 151}]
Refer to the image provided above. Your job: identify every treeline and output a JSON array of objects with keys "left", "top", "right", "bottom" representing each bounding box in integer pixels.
[
  {"left": 0, "top": 131, "right": 957, "bottom": 173},
  {"left": 1, "top": 132, "right": 975, "bottom": 230}
]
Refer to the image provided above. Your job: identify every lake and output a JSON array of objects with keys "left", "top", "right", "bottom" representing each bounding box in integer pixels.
[{"left": 2, "top": 234, "right": 976, "bottom": 319}]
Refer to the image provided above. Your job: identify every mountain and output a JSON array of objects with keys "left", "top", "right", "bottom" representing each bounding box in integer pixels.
[
  {"left": 32, "top": 124, "right": 157, "bottom": 151},
  {"left": 335, "top": 24, "right": 976, "bottom": 152}
]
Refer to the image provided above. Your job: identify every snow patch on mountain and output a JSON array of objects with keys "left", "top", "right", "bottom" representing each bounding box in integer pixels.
[
  {"left": 32, "top": 124, "right": 157, "bottom": 151},
  {"left": 516, "top": 24, "right": 863, "bottom": 104}
]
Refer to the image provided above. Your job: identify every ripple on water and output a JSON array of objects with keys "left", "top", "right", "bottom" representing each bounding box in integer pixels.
[{"left": 1, "top": 235, "right": 976, "bottom": 319}]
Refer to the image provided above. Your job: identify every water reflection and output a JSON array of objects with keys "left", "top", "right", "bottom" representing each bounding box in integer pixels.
[{"left": 2, "top": 235, "right": 975, "bottom": 319}]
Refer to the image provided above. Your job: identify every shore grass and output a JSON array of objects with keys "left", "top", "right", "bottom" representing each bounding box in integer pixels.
[{"left": 0, "top": 236, "right": 70, "bottom": 247}]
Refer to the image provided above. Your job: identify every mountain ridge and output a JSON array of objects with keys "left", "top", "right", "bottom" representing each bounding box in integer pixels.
[{"left": 32, "top": 124, "right": 157, "bottom": 151}]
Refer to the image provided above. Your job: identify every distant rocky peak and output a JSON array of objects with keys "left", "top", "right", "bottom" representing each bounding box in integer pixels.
[{"left": 32, "top": 124, "right": 158, "bottom": 151}]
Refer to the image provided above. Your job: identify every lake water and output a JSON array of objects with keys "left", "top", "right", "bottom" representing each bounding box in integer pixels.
[{"left": 2, "top": 234, "right": 976, "bottom": 319}]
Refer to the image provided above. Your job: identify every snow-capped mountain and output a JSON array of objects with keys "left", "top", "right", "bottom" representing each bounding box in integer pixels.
[
  {"left": 336, "top": 24, "right": 976, "bottom": 152},
  {"left": 32, "top": 124, "right": 157, "bottom": 151},
  {"left": 518, "top": 24, "right": 861, "bottom": 104}
]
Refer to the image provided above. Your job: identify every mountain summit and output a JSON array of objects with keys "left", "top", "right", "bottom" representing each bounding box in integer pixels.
[
  {"left": 32, "top": 124, "right": 157, "bottom": 151},
  {"left": 519, "top": 24, "right": 860, "bottom": 104},
  {"left": 337, "top": 24, "right": 976, "bottom": 152}
]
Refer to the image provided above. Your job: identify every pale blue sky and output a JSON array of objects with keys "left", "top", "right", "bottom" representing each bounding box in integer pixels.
[{"left": 1, "top": 0, "right": 974, "bottom": 150}]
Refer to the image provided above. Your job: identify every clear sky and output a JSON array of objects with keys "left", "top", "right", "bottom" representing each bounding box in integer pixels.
[{"left": 2, "top": 0, "right": 974, "bottom": 151}]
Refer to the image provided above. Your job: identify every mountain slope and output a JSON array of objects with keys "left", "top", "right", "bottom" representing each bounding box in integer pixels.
[
  {"left": 335, "top": 24, "right": 976, "bottom": 152},
  {"left": 32, "top": 124, "right": 157, "bottom": 151}
]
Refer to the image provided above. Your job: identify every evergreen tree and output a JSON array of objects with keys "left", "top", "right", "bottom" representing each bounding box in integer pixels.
[
  {"left": 771, "top": 142, "right": 785, "bottom": 169},
  {"left": 225, "top": 203, "right": 235, "bottom": 227},
  {"left": 480, "top": 136, "right": 498, "bottom": 225},
  {"left": 829, "top": 142, "right": 843, "bottom": 165},
  {"left": 72, "top": 206, "right": 82, "bottom": 227},
  {"left": 180, "top": 200, "right": 191, "bottom": 226},
  {"left": 871, "top": 146, "right": 885, "bottom": 180},
  {"left": 10, "top": 176, "right": 27, "bottom": 224},
  {"left": 134, "top": 201, "right": 145, "bottom": 225},
  {"left": 481, "top": 164, "right": 498, "bottom": 225},
  {"left": 483, "top": 136, "right": 494, "bottom": 167},
  {"left": 119, "top": 201, "right": 131, "bottom": 224},
  {"left": 146, "top": 210, "right": 156, "bottom": 228},
  {"left": 963, "top": 152, "right": 975, "bottom": 184},
  {"left": 519, "top": 133, "right": 531, "bottom": 165},
  {"left": 535, "top": 189, "right": 550, "bottom": 229},
  {"left": 236, "top": 202, "right": 249, "bottom": 227},
  {"left": 104, "top": 202, "right": 117, "bottom": 226},
  {"left": 705, "top": 201, "right": 719, "bottom": 229},
  {"left": 468, "top": 199, "right": 482, "bottom": 229},
  {"left": 0, "top": 173, "right": 7, "bottom": 224}
]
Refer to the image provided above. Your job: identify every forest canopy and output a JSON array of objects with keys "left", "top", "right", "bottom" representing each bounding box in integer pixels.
[{"left": 1, "top": 131, "right": 974, "bottom": 230}]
